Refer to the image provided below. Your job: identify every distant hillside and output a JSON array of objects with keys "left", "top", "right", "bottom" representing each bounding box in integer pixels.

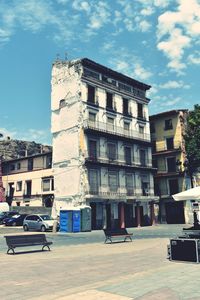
[{"left": 0, "top": 139, "right": 52, "bottom": 160}]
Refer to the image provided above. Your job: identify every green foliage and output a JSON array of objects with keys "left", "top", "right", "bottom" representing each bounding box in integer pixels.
[{"left": 185, "top": 104, "right": 200, "bottom": 175}]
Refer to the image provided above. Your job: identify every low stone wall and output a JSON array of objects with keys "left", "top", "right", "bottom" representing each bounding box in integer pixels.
[{"left": 10, "top": 206, "right": 52, "bottom": 215}]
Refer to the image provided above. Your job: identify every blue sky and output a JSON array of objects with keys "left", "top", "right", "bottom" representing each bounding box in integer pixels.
[{"left": 0, "top": 0, "right": 200, "bottom": 145}]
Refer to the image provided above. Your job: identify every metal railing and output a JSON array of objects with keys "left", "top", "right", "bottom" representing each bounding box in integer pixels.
[
  {"left": 83, "top": 120, "right": 151, "bottom": 142},
  {"left": 85, "top": 151, "right": 152, "bottom": 168},
  {"left": 85, "top": 184, "right": 155, "bottom": 198}
]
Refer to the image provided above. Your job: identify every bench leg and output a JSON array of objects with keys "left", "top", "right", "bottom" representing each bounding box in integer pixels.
[
  {"left": 124, "top": 236, "right": 132, "bottom": 242},
  {"left": 105, "top": 237, "right": 112, "bottom": 244},
  {"left": 7, "top": 247, "right": 15, "bottom": 255},
  {"left": 42, "top": 245, "right": 51, "bottom": 251}
]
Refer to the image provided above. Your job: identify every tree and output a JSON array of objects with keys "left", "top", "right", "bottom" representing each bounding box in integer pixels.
[{"left": 184, "top": 104, "right": 200, "bottom": 187}]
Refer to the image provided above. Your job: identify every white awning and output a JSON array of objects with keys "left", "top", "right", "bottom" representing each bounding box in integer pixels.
[{"left": 172, "top": 186, "right": 200, "bottom": 201}]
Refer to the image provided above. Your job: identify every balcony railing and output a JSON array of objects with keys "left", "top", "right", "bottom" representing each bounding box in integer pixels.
[
  {"left": 85, "top": 151, "right": 153, "bottom": 168},
  {"left": 85, "top": 184, "right": 155, "bottom": 198},
  {"left": 83, "top": 120, "right": 151, "bottom": 142}
]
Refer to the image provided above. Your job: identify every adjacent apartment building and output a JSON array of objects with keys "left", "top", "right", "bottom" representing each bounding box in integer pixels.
[
  {"left": 2, "top": 152, "right": 54, "bottom": 207},
  {"left": 149, "top": 110, "right": 193, "bottom": 224},
  {"left": 51, "top": 58, "right": 158, "bottom": 229}
]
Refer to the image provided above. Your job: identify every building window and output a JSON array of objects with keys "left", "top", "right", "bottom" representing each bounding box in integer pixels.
[
  {"left": 166, "top": 137, "right": 174, "bottom": 150},
  {"left": 42, "top": 178, "right": 51, "bottom": 192},
  {"left": 126, "top": 173, "right": 134, "bottom": 195},
  {"left": 164, "top": 119, "right": 173, "bottom": 130},
  {"left": 139, "top": 125, "right": 144, "bottom": 134},
  {"left": 16, "top": 162, "right": 21, "bottom": 170},
  {"left": 89, "top": 140, "right": 97, "bottom": 161},
  {"left": 118, "top": 82, "right": 132, "bottom": 92},
  {"left": 89, "top": 169, "right": 98, "bottom": 194},
  {"left": 108, "top": 171, "right": 118, "bottom": 192},
  {"left": 16, "top": 181, "right": 22, "bottom": 192},
  {"left": 124, "top": 121, "right": 130, "bottom": 133},
  {"left": 10, "top": 164, "right": 15, "bottom": 171},
  {"left": 123, "top": 98, "right": 129, "bottom": 115},
  {"left": 28, "top": 158, "right": 33, "bottom": 171},
  {"left": 166, "top": 157, "right": 176, "bottom": 172},
  {"left": 140, "top": 149, "right": 146, "bottom": 166},
  {"left": 168, "top": 178, "right": 179, "bottom": 195},
  {"left": 46, "top": 155, "right": 52, "bottom": 169},
  {"left": 89, "top": 112, "right": 96, "bottom": 123},
  {"left": 87, "top": 85, "right": 95, "bottom": 103},
  {"left": 106, "top": 92, "right": 114, "bottom": 110},
  {"left": 141, "top": 175, "right": 149, "bottom": 196},
  {"left": 107, "top": 142, "right": 117, "bottom": 161},
  {"left": 107, "top": 117, "right": 115, "bottom": 131},
  {"left": 150, "top": 122, "right": 155, "bottom": 133},
  {"left": 124, "top": 146, "right": 132, "bottom": 165},
  {"left": 84, "top": 68, "right": 100, "bottom": 80},
  {"left": 24, "top": 180, "right": 32, "bottom": 197},
  {"left": 137, "top": 103, "right": 143, "bottom": 119}
]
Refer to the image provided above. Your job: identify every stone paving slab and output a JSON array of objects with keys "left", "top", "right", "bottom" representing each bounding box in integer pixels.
[
  {"left": 0, "top": 236, "right": 200, "bottom": 299},
  {"left": 57, "top": 289, "right": 132, "bottom": 300}
]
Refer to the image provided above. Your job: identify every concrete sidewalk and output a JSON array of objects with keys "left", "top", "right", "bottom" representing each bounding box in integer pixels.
[{"left": 1, "top": 236, "right": 200, "bottom": 300}]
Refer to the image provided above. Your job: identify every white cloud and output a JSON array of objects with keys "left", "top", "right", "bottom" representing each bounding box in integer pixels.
[
  {"left": 139, "top": 20, "right": 151, "bottom": 32},
  {"left": 157, "top": 0, "right": 200, "bottom": 73},
  {"left": 0, "top": 127, "right": 51, "bottom": 144},
  {"left": 162, "top": 96, "right": 182, "bottom": 106},
  {"left": 188, "top": 52, "right": 200, "bottom": 64},
  {"left": 109, "top": 48, "right": 153, "bottom": 81},
  {"left": 87, "top": 1, "right": 111, "bottom": 30},
  {"left": 133, "top": 63, "right": 152, "bottom": 80},
  {"left": 153, "top": 0, "right": 172, "bottom": 8},
  {"left": 159, "top": 80, "right": 190, "bottom": 89},
  {"left": 72, "top": 0, "right": 91, "bottom": 13},
  {"left": 140, "top": 7, "right": 154, "bottom": 16},
  {"left": 0, "top": 128, "right": 17, "bottom": 140}
]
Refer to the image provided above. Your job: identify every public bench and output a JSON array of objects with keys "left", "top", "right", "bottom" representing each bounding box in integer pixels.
[
  {"left": 103, "top": 228, "right": 133, "bottom": 244},
  {"left": 4, "top": 234, "right": 53, "bottom": 254}
]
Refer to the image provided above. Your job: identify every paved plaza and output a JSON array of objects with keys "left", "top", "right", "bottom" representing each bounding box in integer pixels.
[{"left": 0, "top": 225, "right": 200, "bottom": 300}]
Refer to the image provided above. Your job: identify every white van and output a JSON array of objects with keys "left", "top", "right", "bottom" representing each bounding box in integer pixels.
[{"left": 0, "top": 202, "right": 9, "bottom": 213}]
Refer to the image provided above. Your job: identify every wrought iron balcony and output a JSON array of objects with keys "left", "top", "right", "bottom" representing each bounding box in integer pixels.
[
  {"left": 85, "top": 184, "right": 155, "bottom": 198},
  {"left": 85, "top": 151, "right": 153, "bottom": 169},
  {"left": 83, "top": 120, "right": 151, "bottom": 142}
]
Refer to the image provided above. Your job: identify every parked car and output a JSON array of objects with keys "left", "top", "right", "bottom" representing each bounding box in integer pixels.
[
  {"left": 5, "top": 214, "right": 28, "bottom": 226},
  {"left": 0, "top": 211, "right": 19, "bottom": 225},
  {"left": 3, "top": 213, "right": 20, "bottom": 225},
  {"left": 23, "top": 214, "right": 55, "bottom": 232}
]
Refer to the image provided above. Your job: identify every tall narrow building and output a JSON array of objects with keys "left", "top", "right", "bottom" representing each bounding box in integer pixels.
[
  {"left": 149, "top": 110, "right": 191, "bottom": 224},
  {"left": 51, "top": 58, "right": 158, "bottom": 229}
]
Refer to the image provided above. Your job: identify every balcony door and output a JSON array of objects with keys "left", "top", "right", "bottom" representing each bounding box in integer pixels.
[
  {"left": 167, "top": 157, "right": 176, "bottom": 172},
  {"left": 166, "top": 137, "right": 174, "bottom": 150},
  {"left": 140, "top": 149, "right": 146, "bottom": 166},
  {"left": 108, "top": 171, "right": 118, "bottom": 192},
  {"left": 89, "top": 140, "right": 97, "bottom": 161},
  {"left": 107, "top": 142, "right": 117, "bottom": 161},
  {"left": 89, "top": 169, "right": 98, "bottom": 194},
  {"left": 168, "top": 178, "right": 179, "bottom": 195},
  {"left": 124, "top": 146, "right": 132, "bottom": 165},
  {"left": 125, "top": 173, "right": 134, "bottom": 195}
]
